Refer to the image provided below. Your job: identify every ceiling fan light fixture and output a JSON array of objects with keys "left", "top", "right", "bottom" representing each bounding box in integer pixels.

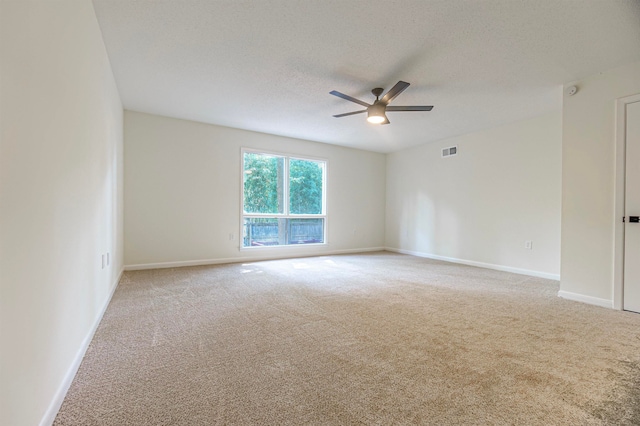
[
  {"left": 367, "top": 114, "right": 385, "bottom": 124},
  {"left": 330, "top": 81, "right": 433, "bottom": 125},
  {"left": 367, "top": 103, "right": 386, "bottom": 124}
]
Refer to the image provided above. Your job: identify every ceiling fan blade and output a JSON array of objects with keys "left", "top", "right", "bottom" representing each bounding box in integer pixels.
[
  {"left": 333, "top": 110, "right": 367, "bottom": 118},
  {"left": 380, "top": 81, "right": 410, "bottom": 104},
  {"left": 386, "top": 105, "right": 434, "bottom": 111},
  {"left": 329, "top": 91, "right": 370, "bottom": 107}
]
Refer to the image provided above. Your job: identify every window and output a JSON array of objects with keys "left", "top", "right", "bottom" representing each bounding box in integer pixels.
[{"left": 242, "top": 150, "right": 326, "bottom": 248}]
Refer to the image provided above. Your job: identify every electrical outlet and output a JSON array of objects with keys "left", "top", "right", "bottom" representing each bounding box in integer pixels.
[
  {"left": 106, "top": 252, "right": 110, "bottom": 266},
  {"left": 229, "top": 233, "right": 234, "bottom": 241},
  {"left": 525, "top": 240, "right": 533, "bottom": 250},
  {"left": 101, "top": 254, "right": 105, "bottom": 269}
]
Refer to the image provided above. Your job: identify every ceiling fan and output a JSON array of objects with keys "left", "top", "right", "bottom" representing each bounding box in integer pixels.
[{"left": 330, "top": 81, "right": 433, "bottom": 125}]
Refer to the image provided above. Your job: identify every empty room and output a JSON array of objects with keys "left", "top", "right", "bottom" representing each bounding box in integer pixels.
[{"left": 2, "top": 0, "right": 640, "bottom": 425}]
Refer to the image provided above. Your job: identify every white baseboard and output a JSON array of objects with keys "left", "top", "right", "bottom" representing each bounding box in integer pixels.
[
  {"left": 39, "top": 268, "right": 124, "bottom": 426},
  {"left": 557, "top": 290, "right": 613, "bottom": 309},
  {"left": 124, "top": 247, "right": 386, "bottom": 271},
  {"left": 385, "top": 247, "right": 560, "bottom": 281}
]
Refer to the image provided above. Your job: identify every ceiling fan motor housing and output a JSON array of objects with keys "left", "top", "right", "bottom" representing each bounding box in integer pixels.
[{"left": 368, "top": 102, "right": 386, "bottom": 116}]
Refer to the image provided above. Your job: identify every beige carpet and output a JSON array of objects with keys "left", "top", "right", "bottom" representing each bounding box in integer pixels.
[{"left": 54, "top": 252, "right": 640, "bottom": 425}]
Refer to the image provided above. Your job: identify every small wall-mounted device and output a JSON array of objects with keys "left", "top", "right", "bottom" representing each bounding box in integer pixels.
[{"left": 566, "top": 86, "right": 578, "bottom": 96}]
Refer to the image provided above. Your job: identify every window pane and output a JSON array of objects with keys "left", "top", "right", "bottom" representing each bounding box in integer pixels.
[
  {"left": 243, "top": 153, "right": 284, "bottom": 214},
  {"left": 243, "top": 218, "right": 324, "bottom": 247},
  {"left": 289, "top": 158, "right": 324, "bottom": 214},
  {"left": 287, "top": 218, "right": 324, "bottom": 245},
  {"left": 243, "top": 218, "right": 284, "bottom": 247}
]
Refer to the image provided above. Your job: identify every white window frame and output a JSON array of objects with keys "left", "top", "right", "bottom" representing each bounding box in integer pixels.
[{"left": 240, "top": 147, "right": 327, "bottom": 249}]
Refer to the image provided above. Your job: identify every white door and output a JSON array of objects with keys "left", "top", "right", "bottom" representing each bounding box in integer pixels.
[{"left": 624, "top": 100, "right": 640, "bottom": 313}]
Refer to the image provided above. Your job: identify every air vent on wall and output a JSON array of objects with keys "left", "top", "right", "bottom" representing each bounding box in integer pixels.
[{"left": 442, "top": 146, "right": 458, "bottom": 158}]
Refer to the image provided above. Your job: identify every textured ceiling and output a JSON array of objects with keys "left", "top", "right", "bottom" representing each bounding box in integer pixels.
[{"left": 92, "top": 0, "right": 640, "bottom": 153}]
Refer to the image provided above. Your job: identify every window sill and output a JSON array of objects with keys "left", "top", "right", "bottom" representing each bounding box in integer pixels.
[{"left": 240, "top": 242, "right": 328, "bottom": 251}]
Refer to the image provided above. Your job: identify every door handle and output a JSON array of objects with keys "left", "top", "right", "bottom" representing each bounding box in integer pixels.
[{"left": 630, "top": 216, "right": 640, "bottom": 223}]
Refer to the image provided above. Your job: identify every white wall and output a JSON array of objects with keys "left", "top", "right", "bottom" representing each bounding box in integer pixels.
[
  {"left": 386, "top": 112, "right": 562, "bottom": 278},
  {"left": 561, "top": 61, "right": 640, "bottom": 305},
  {"left": 124, "top": 111, "right": 386, "bottom": 267},
  {"left": 0, "top": 2, "right": 123, "bottom": 425}
]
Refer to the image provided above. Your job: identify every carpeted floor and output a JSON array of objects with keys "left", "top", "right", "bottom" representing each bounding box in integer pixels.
[{"left": 54, "top": 252, "right": 640, "bottom": 425}]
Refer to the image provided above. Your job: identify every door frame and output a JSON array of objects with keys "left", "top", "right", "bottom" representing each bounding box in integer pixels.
[{"left": 613, "top": 93, "right": 640, "bottom": 310}]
